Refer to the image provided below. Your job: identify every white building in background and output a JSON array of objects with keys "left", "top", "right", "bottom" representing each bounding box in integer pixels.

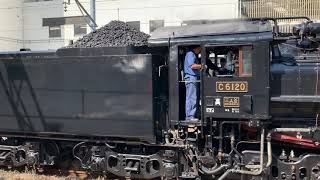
[
  {"left": 0, "top": 0, "right": 240, "bottom": 51},
  {"left": 0, "top": 0, "right": 23, "bottom": 51}
]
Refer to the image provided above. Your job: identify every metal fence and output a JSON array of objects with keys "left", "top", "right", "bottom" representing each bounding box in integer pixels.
[{"left": 241, "top": 0, "right": 320, "bottom": 32}]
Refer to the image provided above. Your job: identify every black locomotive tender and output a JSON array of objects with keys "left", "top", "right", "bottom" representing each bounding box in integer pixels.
[{"left": 0, "top": 17, "right": 319, "bottom": 179}]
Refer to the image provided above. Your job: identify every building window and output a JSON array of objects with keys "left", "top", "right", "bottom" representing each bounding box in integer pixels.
[
  {"left": 149, "top": 20, "right": 164, "bottom": 33},
  {"left": 127, "top": 21, "right": 140, "bottom": 31},
  {"left": 74, "top": 24, "right": 87, "bottom": 36},
  {"left": 49, "top": 26, "right": 61, "bottom": 38}
]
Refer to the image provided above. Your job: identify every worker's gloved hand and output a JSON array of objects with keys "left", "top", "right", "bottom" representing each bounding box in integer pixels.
[{"left": 202, "top": 64, "right": 208, "bottom": 70}]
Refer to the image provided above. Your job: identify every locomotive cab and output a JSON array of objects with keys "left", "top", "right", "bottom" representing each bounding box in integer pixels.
[
  {"left": 202, "top": 43, "right": 270, "bottom": 121},
  {"left": 149, "top": 20, "right": 272, "bottom": 124}
]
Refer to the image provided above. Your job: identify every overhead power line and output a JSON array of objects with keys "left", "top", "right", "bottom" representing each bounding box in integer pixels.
[
  {"left": 0, "top": 1, "right": 235, "bottom": 10},
  {"left": 0, "top": 36, "right": 74, "bottom": 43}
]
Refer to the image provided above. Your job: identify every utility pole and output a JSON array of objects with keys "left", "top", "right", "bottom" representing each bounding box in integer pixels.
[
  {"left": 75, "top": 0, "right": 97, "bottom": 31},
  {"left": 90, "top": 0, "right": 96, "bottom": 31},
  {"left": 22, "top": 7, "right": 25, "bottom": 48}
]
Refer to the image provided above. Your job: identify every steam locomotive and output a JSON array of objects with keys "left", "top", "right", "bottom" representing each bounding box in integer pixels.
[{"left": 0, "top": 17, "right": 319, "bottom": 180}]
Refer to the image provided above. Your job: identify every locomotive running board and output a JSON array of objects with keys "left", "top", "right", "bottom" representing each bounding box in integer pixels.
[{"left": 271, "top": 96, "right": 320, "bottom": 102}]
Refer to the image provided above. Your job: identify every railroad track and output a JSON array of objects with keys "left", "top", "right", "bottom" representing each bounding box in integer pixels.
[
  {"left": 41, "top": 169, "right": 94, "bottom": 179},
  {"left": 0, "top": 166, "right": 107, "bottom": 180}
]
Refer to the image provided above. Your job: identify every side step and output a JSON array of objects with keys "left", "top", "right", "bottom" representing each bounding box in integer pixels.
[{"left": 171, "top": 120, "right": 204, "bottom": 126}]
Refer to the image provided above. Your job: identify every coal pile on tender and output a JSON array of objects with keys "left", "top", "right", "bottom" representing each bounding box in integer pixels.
[{"left": 70, "top": 21, "right": 150, "bottom": 48}]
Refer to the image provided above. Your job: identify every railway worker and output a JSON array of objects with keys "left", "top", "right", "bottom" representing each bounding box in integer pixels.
[
  {"left": 205, "top": 52, "right": 219, "bottom": 76},
  {"left": 184, "top": 45, "right": 202, "bottom": 121},
  {"left": 217, "top": 58, "right": 233, "bottom": 75}
]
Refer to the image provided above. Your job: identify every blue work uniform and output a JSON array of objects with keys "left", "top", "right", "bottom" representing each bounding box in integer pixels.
[{"left": 184, "top": 51, "right": 200, "bottom": 120}]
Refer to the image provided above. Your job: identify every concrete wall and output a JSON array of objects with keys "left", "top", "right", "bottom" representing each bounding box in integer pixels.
[
  {"left": 0, "top": 0, "right": 23, "bottom": 51},
  {"left": 94, "top": 0, "right": 239, "bottom": 33},
  {"left": 0, "top": 0, "right": 239, "bottom": 51},
  {"left": 22, "top": 0, "right": 65, "bottom": 50}
]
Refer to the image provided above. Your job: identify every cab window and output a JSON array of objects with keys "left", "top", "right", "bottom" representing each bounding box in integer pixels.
[
  {"left": 239, "top": 46, "right": 253, "bottom": 77},
  {"left": 205, "top": 45, "right": 253, "bottom": 77}
]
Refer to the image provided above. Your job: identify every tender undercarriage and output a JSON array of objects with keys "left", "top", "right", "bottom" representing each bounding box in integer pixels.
[{"left": 0, "top": 121, "right": 319, "bottom": 180}]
